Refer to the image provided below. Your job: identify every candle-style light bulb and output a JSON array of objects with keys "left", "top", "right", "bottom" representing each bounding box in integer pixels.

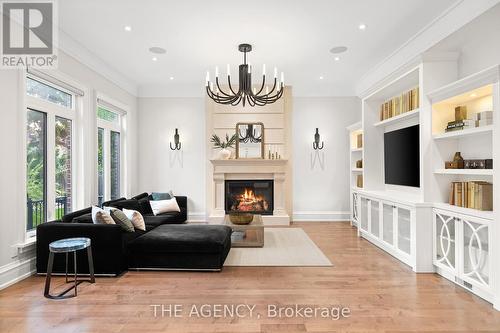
[
  {"left": 262, "top": 64, "right": 266, "bottom": 76},
  {"left": 210, "top": 82, "right": 213, "bottom": 91},
  {"left": 274, "top": 67, "right": 278, "bottom": 78},
  {"left": 248, "top": 63, "right": 252, "bottom": 74},
  {"left": 227, "top": 64, "right": 230, "bottom": 77},
  {"left": 215, "top": 66, "right": 219, "bottom": 78},
  {"left": 280, "top": 72, "right": 284, "bottom": 85},
  {"left": 205, "top": 71, "right": 210, "bottom": 86}
]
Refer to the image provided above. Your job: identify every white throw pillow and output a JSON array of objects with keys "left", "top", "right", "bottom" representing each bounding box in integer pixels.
[
  {"left": 123, "top": 208, "right": 146, "bottom": 231},
  {"left": 91, "top": 206, "right": 114, "bottom": 224},
  {"left": 149, "top": 197, "right": 181, "bottom": 216},
  {"left": 103, "top": 206, "right": 117, "bottom": 214}
]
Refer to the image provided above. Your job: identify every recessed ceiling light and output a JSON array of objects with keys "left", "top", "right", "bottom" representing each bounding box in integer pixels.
[
  {"left": 359, "top": 23, "right": 367, "bottom": 30},
  {"left": 152, "top": 57, "right": 158, "bottom": 61},
  {"left": 124, "top": 26, "right": 132, "bottom": 32},
  {"left": 330, "top": 46, "right": 348, "bottom": 54},
  {"left": 170, "top": 76, "right": 174, "bottom": 80},
  {"left": 334, "top": 56, "right": 340, "bottom": 61},
  {"left": 470, "top": 93, "right": 477, "bottom": 98},
  {"left": 319, "top": 76, "right": 324, "bottom": 80},
  {"left": 149, "top": 47, "right": 167, "bottom": 54}
]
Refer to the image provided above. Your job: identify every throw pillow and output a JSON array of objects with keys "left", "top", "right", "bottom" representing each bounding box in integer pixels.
[
  {"left": 123, "top": 208, "right": 146, "bottom": 231},
  {"left": 137, "top": 197, "right": 154, "bottom": 215},
  {"left": 110, "top": 209, "right": 135, "bottom": 232},
  {"left": 94, "top": 211, "right": 115, "bottom": 225},
  {"left": 151, "top": 191, "right": 174, "bottom": 200},
  {"left": 149, "top": 197, "right": 181, "bottom": 216},
  {"left": 92, "top": 206, "right": 113, "bottom": 224},
  {"left": 103, "top": 206, "right": 117, "bottom": 214}
]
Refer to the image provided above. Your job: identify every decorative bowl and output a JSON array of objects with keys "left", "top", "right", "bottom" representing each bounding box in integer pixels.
[{"left": 229, "top": 213, "right": 254, "bottom": 225}]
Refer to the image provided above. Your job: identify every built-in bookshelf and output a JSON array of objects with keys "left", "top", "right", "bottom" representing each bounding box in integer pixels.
[
  {"left": 427, "top": 64, "right": 499, "bottom": 307},
  {"left": 353, "top": 55, "right": 500, "bottom": 309},
  {"left": 347, "top": 122, "right": 363, "bottom": 227}
]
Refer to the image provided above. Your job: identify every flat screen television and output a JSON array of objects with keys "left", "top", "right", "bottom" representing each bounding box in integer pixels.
[{"left": 384, "top": 125, "right": 420, "bottom": 187}]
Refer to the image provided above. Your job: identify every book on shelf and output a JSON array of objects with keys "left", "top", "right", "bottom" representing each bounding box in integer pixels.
[
  {"left": 449, "top": 181, "right": 493, "bottom": 211},
  {"left": 379, "top": 87, "right": 419, "bottom": 121}
]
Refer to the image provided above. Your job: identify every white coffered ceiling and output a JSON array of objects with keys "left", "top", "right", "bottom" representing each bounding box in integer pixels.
[{"left": 58, "top": 0, "right": 462, "bottom": 97}]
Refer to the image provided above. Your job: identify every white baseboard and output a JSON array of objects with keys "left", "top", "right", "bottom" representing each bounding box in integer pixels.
[
  {"left": 292, "top": 211, "right": 350, "bottom": 222},
  {"left": 0, "top": 256, "right": 36, "bottom": 290},
  {"left": 187, "top": 212, "right": 207, "bottom": 223}
]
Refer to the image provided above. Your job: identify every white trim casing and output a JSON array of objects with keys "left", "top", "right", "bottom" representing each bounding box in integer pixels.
[{"left": 292, "top": 211, "right": 350, "bottom": 222}]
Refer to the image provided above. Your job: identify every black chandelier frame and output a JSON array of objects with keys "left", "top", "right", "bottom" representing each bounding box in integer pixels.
[{"left": 206, "top": 43, "right": 284, "bottom": 107}]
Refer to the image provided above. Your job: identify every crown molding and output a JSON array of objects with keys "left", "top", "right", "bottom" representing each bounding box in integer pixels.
[
  {"left": 58, "top": 30, "right": 138, "bottom": 96},
  {"left": 355, "top": 0, "right": 500, "bottom": 97}
]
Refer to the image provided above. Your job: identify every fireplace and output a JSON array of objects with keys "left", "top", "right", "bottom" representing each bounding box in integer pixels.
[{"left": 225, "top": 180, "right": 274, "bottom": 215}]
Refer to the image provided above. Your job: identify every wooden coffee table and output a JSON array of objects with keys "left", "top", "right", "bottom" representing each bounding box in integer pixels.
[{"left": 223, "top": 214, "right": 264, "bottom": 247}]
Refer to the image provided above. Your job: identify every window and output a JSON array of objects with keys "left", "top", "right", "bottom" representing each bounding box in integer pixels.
[
  {"left": 96, "top": 104, "right": 123, "bottom": 204},
  {"left": 25, "top": 74, "right": 76, "bottom": 234},
  {"left": 26, "top": 110, "right": 47, "bottom": 231},
  {"left": 26, "top": 77, "right": 73, "bottom": 109}
]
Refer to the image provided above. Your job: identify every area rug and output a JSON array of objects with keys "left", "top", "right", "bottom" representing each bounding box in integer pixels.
[{"left": 224, "top": 228, "right": 332, "bottom": 267}]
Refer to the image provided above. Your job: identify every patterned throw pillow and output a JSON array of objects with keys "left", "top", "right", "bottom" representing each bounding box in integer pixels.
[
  {"left": 110, "top": 209, "right": 135, "bottom": 232},
  {"left": 94, "top": 211, "right": 115, "bottom": 225},
  {"left": 122, "top": 208, "right": 146, "bottom": 231}
]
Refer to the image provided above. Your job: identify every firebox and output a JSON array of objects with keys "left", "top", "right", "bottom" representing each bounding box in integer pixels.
[{"left": 225, "top": 180, "right": 274, "bottom": 215}]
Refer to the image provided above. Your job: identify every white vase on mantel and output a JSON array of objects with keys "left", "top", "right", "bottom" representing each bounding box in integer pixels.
[{"left": 218, "top": 148, "right": 231, "bottom": 160}]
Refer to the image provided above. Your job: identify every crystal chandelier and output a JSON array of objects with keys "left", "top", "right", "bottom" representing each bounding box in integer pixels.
[{"left": 205, "top": 43, "right": 284, "bottom": 107}]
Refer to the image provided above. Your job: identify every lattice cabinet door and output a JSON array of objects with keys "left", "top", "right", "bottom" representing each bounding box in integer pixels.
[
  {"left": 433, "top": 210, "right": 457, "bottom": 273},
  {"left": 460, "top": 215, "right": 491, "bottom": 291},
  {"left": 352, "top": 193, "right": 359, "bottom": 226}
]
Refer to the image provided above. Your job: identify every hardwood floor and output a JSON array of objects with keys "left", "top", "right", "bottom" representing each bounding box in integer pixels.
[{"left": 1, "top": 222, "right": 500, "bottom": 333}]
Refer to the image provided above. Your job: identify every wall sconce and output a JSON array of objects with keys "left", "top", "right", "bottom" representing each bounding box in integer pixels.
[
  {"left": 169, "top": 128, "right": 181, "bottom": 150},
  {"left": 313, "top": 128, "right": 324, "bottom": 150}
]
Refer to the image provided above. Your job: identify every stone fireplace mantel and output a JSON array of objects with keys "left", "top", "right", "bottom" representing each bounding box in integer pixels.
[{"left": 209, "top": 159, "right": 290, "bottom": 225}]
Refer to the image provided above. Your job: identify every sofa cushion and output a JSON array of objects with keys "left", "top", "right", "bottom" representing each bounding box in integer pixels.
[
  {"left": 61, "top": 207, "right": 91, "bottom": 223},
  {"left": 131, "top": 192, "right": 149, "bottom": 201},
  {"left": 72, "top": 213, "right": 93, "bottom": 224},
  {"left": 101, "top": 197, "right": 126, "bottom": 208},
  {"left": 128, "top": 224, "right": 232, "bottom": 254},
  {"left": 150, "top": 198, "right": 180, "bottom": 215},
  {"left": 108, "top": 199, "right": 141, "bottom": 212},
  {"left": 151, "top": 191, "right": 173, "bottom": 201},
  {"left": 110, "top": 210, "right": 135, "bottom": 232}
]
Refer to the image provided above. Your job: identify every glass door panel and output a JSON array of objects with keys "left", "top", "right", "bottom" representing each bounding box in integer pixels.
[
  {"left": 55, "top": 116, "right": 72, "bottom": 219},
  {"left": 382, "top": 204, "right": 394, "bottom": 245},
  {"left": 360, "top": 197, "right": 369, "bottom": 232},
  {"left": 434, "top": 212, "right": 456, "bottom": 271},
  {"left": 462, "top": 218, "right": 490, "bottom": 289},
  {"left": 397, "top": 207, "right": 411, "bottom": 255},
  {"left": 370, "top": 200, "right": 380, "bottom": 238}
]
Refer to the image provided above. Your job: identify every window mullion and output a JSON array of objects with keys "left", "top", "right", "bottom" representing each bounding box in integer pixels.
[
  {"left": 46, "top": 114, "right": 56, "bottom": 221},
  {"left": 104, "top": 129, "right": 111, "bottom": 202}
]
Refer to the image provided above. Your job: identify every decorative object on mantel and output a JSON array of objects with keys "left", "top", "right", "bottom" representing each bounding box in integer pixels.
[
  {"left": 445, "top": 152, "right": 464, "bottom": 169},
  {"left": 205, "top": 43, "right": 284, "bottom": 107},
  {"left": 312, "top": 128, "right": 324, "bottom": 150},
  {"left": 169, "top": 128, "right": 181, "bottom": 150},
  {"left": 236, "top": 122, "right": 264, "bottom": 159},
  {"left": 268, "top": 145, "right": 281, "bottom": 160},
  {"left": 210, "top": 133, "right": 237, "bottom": 160}
]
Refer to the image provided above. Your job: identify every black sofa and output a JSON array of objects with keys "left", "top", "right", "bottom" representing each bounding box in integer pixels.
[{"left": 36, "top": 193, "right": 231, "bottom": 275}]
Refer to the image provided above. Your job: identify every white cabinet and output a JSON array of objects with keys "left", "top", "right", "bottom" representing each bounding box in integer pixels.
[
  {"left": 355, "top": 191, "right": 427, "bottom": 271},
  {"left": 433, "top": 208, "right": 492, "bottom": 302}
]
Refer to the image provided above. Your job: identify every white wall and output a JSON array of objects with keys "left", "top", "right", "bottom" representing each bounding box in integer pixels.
[
  {"left": 137, "top": 98, "right": 206, "bottom": 220},
  {"left": 292, "top": 97, "right": 361, "bottom": 221},
  {"left": 0, "top": 50, "right": 138, "bottom": 289}
]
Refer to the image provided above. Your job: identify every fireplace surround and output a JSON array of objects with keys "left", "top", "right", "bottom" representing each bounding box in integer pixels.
[{"left": 225, "top": 180, "right": 274, "bottom": 215}]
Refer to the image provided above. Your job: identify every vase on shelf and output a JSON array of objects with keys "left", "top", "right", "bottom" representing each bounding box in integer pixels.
[{"left": 218, "top": 148, "right": 231, "bottom": 160}]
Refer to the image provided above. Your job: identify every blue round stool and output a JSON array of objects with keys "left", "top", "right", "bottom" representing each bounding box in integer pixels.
[{"left": 44, "top": 237, "right": 95, "bottom": 299}]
